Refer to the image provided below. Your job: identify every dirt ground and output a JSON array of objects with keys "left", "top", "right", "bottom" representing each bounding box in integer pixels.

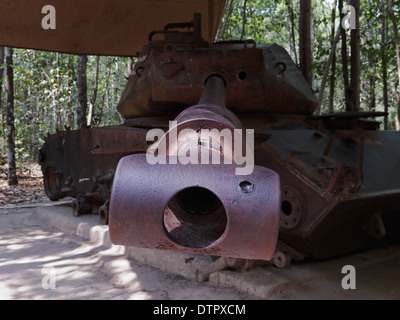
[
  {"left": 0, "top": 163, "right": 51, "bottom": 207},
  {"left": 0, "top": 206, "right": 250, "bottom": 300},
  {"left": 0, "top": 164, "right": 249, "bottom": 300}
]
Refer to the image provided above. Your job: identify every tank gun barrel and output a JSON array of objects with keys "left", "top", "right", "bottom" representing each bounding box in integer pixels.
[{"left": 198, "top": 75, "right": 226, "bottom": 107}]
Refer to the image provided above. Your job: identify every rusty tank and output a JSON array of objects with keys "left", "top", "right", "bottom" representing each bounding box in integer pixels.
[{"left": 39, "top": 14, "right": 400, "bottom": 268}]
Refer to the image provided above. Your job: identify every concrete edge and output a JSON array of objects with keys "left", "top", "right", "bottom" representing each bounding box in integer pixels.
[
  {"left": 33, "top": 204, "right": 214, "bottom": 282},
  {"left": 33, "top": 203, "right": 400, "bottom": 299}
]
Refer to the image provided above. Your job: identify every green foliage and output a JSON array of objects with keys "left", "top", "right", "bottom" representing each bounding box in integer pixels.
[
  {"left": 0, "top": 51, "right": 130, "bottom": 162},
  {"left": 221, "top": 0, "right": 298, "bottom": 48},
  {"left": 219, "top": 0, "right": 400, "bottom": 128}
]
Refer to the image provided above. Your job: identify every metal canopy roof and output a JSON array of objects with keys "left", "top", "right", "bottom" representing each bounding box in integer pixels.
[{"left": 0, "top": 0, "right": 226, "bottom": 56}]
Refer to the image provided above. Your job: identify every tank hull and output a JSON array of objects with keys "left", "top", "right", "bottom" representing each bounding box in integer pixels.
[{"left": 39, "top": 116, "right": 400, "bottom": 262}]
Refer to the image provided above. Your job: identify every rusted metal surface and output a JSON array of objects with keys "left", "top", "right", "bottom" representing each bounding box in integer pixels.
[
  {"left": 109, "top": 155, "right": 280, "bottom": 260},
  {"left": 256, "top": 128, "right": 400, "bottom": 259},
  {"left": 116, "top": 18, "right": 319, "bottom": 119},
  {"left": 39, "top": 125, "right": 149, "bottom": 221}
]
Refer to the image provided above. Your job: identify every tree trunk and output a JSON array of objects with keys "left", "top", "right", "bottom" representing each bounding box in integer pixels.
[
  {"left": 77, "top": 55, "right": 87, "bottom": 129},
  {"left": 54, "top": 52, "right": 63, "bottom": 131},
  {"left": 367, "top": 0, "right": 376, "bottom": 112},
  {"left": 299, "top": 0, "right": 312, "bottom": 86},
  {"left": 87, "top": 55, "right": 100, "bottom": 126},
  {"left": 285, "top": 0, "right": 298, "bottom": 65},
  {"left": 240, "top": 0, "right": 248, "bottom": 41},
  {"left": 318, "top": 24, "right": 342, "bottom": 108},
  {"left": 339, "top": 0, "right": 351, "bottom": 112},
  {"left": 381, "top": 10, "right": 389, "bottom": 129},
  {"left": 5, "top": 47, "right": 18, "bottom": 186},
  {"left": 368, "top": 74, "right": 376, "bottom": 112},
  {"left": 0, "top": 47, "right": 4, "bottom": 136},
  {"left": 67, "top": 55, "right": 74, "bottom": 129},
  {"left": 349, "top": 0, "right": 360, "bottom": 112},
  {"left": 114, "top": 58, "right": 120, "bottom": 108},
  {"left": 127, "top": 56, "right": 134, "bottom": 76},
  {"left": 387, "top": 0, "right": 400, "bottom": 130},
  {"left": 215, "top": 0, "right": 234, "bottom": 41},
  {"left": 99, "top": 58, "right": 112, "bottom": 125},
  {"left": 328, "top": 2, "right": 337, "bottom": 113}
]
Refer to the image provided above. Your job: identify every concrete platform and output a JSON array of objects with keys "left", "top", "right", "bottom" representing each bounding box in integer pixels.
[{"left": 34, "top": 203, "right": 400, "bottom": 300}]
